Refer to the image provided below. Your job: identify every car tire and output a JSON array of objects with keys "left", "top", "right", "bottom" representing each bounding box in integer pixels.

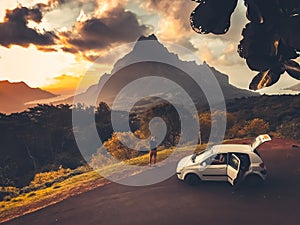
[
  {"left": 245, "top": 174, "right": 263, "bottom": 187},
  {"left": 184, "top": 174, "right": 200, "bottom": 186}
]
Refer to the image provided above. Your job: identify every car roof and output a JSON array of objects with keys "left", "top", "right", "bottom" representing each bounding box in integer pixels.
[{"left": 211, "top": 144, "right": 252, "bottom": 154}]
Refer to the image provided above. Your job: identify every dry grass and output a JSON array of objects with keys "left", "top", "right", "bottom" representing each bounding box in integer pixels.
[{"left": 0, "top": 143, "right": 207, "bottom": 223}]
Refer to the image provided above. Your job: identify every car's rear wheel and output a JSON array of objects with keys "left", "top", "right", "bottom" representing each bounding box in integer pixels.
[
  {"left": 184, "top": 174, "right": 200, "bottom": 186},
  {"left": 245, "top": 174, "right": 263, "bottom": 187}
]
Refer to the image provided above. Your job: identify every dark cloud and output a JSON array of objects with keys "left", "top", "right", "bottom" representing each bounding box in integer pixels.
[
  {"left": 0, "top": 1, "right": 149, "bottom": 60},
  {"left": 60, "top": 6, "right": 150, "bottom": 57},
  {"left": 36, "top": 46, "right": 58, "bottom": 52},
  {"left": 61, "top": 46, "right": 78, "bottom": 54},
  {"left": 0, "top": 6, "right": 57, "bottom": 48}
]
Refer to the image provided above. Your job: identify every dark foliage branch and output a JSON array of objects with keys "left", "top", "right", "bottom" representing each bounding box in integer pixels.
[{"left": 190, "top": 0, "right": 300, "bottom": 90}]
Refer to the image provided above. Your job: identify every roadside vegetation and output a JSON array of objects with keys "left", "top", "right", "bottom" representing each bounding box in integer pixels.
[
  {"left": 0, "top": 94, "right": 299, "bottom": 221},
  {"left": 0, "top": 144, "right": 205, "bottom": 222}
]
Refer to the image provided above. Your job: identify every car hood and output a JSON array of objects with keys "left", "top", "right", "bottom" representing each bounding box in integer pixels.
[{"left": 177, "top": 155, "right": 193, "bottom": 170}]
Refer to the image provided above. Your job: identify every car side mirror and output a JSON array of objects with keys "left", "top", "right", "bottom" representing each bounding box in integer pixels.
[{"left": 201, "top": 162, "right": 207, "bottom": 167}]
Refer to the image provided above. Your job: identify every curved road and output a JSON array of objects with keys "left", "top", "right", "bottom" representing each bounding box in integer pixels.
[{"left": 3, "top": 143, "right": 300, "bottom": 225}]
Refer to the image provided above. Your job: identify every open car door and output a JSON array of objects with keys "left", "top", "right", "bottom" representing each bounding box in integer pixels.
[{"left": 227, "top": 154, "right": 240, "bottom": 186}]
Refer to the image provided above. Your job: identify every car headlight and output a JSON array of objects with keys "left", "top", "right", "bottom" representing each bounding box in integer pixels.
[{"left": 176, "top": 167, "right": 184, "bottom": 174}]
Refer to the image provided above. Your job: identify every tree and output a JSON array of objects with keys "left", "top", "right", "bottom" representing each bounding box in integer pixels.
[
  {"left": 96, "top": 102, "right": 111, "bottom": 114},
  {"left": 199, "top": 113, "right": 211, "bottom": 143},
  {"left": 103, "top": 132, "right": 144, "bottom": 161},
  {"left": 95, "top": 102, "right": 113, "bottom": 142},
  {"left": 238, "top": 118, "right": 270, "bottom": 137},
  {"left": 276, "top": 119, "right": 300, "bottom": 140},
  {"left": 190, "top": 0, "right": 300, "bottom": 90},
  {"left": 0, "top": 104, "right": 84, "bottom": 187}
]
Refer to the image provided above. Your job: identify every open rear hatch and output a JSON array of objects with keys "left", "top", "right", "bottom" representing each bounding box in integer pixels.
[{"left": 250, "top": 134, "right": 272, "bottom": 151}]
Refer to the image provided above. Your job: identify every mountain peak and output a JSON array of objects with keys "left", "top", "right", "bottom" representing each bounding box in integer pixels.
[
  {"left": 58, "top": 32, "right": 259, "bottom": 108},
  {"left": 112, "top": 33, "right": 174, "bottom": 74},
  {"left": 137, "top": 34, "right": 158, "bottom": 42}
]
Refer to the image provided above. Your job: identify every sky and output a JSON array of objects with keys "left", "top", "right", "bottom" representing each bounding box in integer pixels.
[{"left": 0, "top": 0, "right": 299, "bottom": 95}]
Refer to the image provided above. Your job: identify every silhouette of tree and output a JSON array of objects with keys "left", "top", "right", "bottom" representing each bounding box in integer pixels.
[
  {"left": 95, "top": 102, "right": 113, "bottom": 143},
  {"left": 0, "top": 104, "right": 85, "bottom": 187},
  {"left": 191, "top": 0, "right": 300, "bottom": 90},
  {"left": 97, "top": 102, "right": 111, "bottom": 114}
]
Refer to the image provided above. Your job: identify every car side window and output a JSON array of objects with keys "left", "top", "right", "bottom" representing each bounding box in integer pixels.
[
  {"left": 211, "top": 154, "right": 227, "bottom": 165},
  {"left": 228, "top": 155, "right": 239, "bottom": 170}
]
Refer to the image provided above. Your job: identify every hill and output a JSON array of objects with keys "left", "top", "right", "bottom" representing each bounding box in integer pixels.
[{"left": 0, "top": 80, "right": 57, "bottom": 114}]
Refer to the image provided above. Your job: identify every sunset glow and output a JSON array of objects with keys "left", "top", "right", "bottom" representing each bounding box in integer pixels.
[{"left": 0, "top": 0, "right": 299, "bottom": 95}]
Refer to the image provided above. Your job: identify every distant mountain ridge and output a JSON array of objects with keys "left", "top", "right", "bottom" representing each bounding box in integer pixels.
[
  {"left": 0, "top": 80, "right": 57, "bottom": 114},
  {"left": 1, "top": 34, "right": 259, "bottom": 113},
  {"left": 284, "top": 83, "right": 300, "bottom": 92},
  {"left": 60, "top": 34, "right": 258, "bottom": 108}
]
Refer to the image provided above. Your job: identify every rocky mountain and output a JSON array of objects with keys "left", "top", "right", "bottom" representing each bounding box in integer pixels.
[
  {"left": 0, "top": 80, "right": 57, "bottom": 114},
  {"left": 57, "top": 34, "right": 258, "bottom": 109},
  {"left": 284, "top": 83, "right": 300, "bottom": 92}
]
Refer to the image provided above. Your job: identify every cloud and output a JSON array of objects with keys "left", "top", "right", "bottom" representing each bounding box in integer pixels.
[
  {"left": 42, "top": 74, "right": 83, "bottom": 95},
  {"left": 177, "top": 39, "right": 198, "bottom": 52},
  {"left": 137, "top": 0, "right": 248, "bottom": 53},
  {"left": 0, "top": 1, "right": 150, "bottom": 63},
  {"left": 198, "top": 42, "right": 243, "bottom": 67},
  {"left": 141, "top": 0, "right": 195, "bottom": 32},
  {"left": 35, "top": 0, "right": 75, "bottom": 11},
  {"left": 139, "top": 0, "right": 198, "bottom": 50},
  {"left": 34, "top": 0, "right": 97, "bottom": 31},
  {"left": 60, "top": 4, "right": 150, "bottom": 61},
  {"left": 0, "top": 6, "right": 57, "bottom": 48}
]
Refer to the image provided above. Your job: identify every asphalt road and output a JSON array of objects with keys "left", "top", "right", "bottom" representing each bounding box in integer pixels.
[{"left": 3, "top": 142, "right": 300, "bottom": 225}]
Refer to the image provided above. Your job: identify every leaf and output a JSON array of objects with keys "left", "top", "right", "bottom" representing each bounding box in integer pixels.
[
  {"left": 249, "top": 67, "right": 282, "bottom": 90},
  {"left": 245, "top": 0, "right": 264, "bottom": 23},
  {"left": 211, "top": 14, "right": 231, "bottom": 34},
  {"left": 246, "top": 55, "right": 277, "bottom": 72},
  {"left": 190, "top": 0, "right": 238, "bottom": 35},
  {"left": 190, "top": 4, "right": 216, "bottom": 34},
  {"left": 280, "top": 17, "right": 300, "bottom": 51},
  {"left": 278, "top": 42, "right": 299, "bottom": 60},
  {"left": 284, "top": 60, "right": 300, "bottom": 80}
]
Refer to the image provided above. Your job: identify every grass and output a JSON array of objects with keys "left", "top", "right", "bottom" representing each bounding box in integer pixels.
[
  {"left": 0, "top": 168, "right": 103, "bottom": 223},
  {"left": 0, "top": 143, "right": 207, "bottom": 223}
]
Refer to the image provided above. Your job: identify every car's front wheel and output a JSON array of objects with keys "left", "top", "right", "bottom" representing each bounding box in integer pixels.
[{"left": 184, "top": 174, "right": 201, "bottom": 186}]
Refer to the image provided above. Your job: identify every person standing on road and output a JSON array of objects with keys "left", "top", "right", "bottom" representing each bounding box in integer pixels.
[{"left": 149, "top": 136, "right": 158, "bottom": 166}]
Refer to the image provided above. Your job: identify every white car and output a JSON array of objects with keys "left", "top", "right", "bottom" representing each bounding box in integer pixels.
[{"left": 176, "top": 134, "right": 271, "bottom": 186}]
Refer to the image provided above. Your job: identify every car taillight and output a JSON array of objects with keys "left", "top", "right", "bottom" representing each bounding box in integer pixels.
[{"left": 259, "top": 163, "right": 265, "bottom": 168}]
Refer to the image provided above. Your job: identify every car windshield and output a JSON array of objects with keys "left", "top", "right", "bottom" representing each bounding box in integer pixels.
[{"left": 191, "top": 149, "right": 211, "bottom": 162}]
